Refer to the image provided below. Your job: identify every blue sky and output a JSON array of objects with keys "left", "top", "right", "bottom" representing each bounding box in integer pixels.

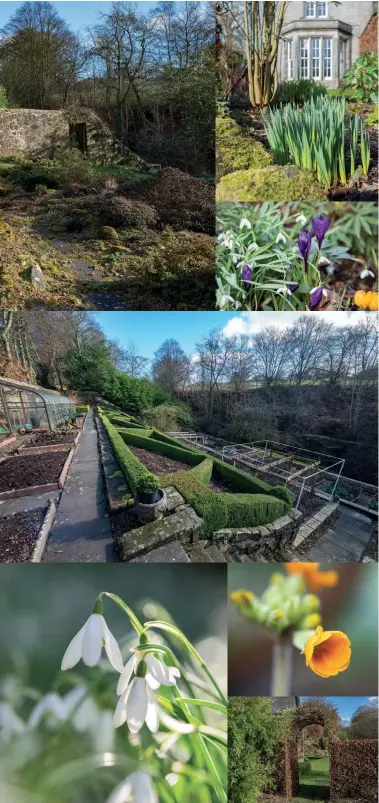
[
  {"left": 0, "top": 2, "right": 161, "bottom": 33},
  {"left": 301, "top": 697, "right": 377, "bottom": 724},
  {"left": 92, "top": 311, "right": 367, "bottom": 362}
]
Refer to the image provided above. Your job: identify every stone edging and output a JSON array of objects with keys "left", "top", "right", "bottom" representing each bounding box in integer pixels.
[
  {"left": 207, "top": 508, "right": 303, "bottom": 561},
  {"left": 17, "top": 430, "right": 81, "bottom": 456},
  {"left": 94, "top": 415, "right": 132, "bottom": 511},
  {"left": 292, "top": 501, "right": 339, "bottom": 548},
  {"left": 30, "top": 499, "right": 57, "bottom": 562}
]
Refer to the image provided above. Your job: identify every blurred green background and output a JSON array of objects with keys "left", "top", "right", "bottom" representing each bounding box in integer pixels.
[
  {"left": 228, "top": 562, "right": 378, "bottom": 696},
  {"left": 0, "top": 564, "right": 227, "bottom": 693}
]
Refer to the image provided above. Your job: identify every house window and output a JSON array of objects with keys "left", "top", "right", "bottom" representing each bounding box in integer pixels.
[
  {"left": 339, "top": 39, "right": 347, "bottom": 77},
  {"left": 323, "top": 38, "right": 332, "bottom": 78},
  {"left": 312, "top": 38, "right": 321, "bottom": 79},
  {"left": 300, "top": 39, "right": 309, "bottom": 78},
  {"left": 304, "top": 2, "right": 328, "bottom": 17},
  {"left": 299, "top": 37, "right": 333, "bottom": 80},
  {"left": 287, "top": 40, "right": 294, "bottom": 79}
]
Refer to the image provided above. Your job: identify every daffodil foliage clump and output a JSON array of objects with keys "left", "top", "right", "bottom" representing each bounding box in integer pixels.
[
  {"left": 216, "top": 202, "right": 378, "bottom": 311},
  {"left": 0, "top": 592, "right": 227, "bottom": 803},
  {"left": 231, "top": 563, "right": 351, "bottom": 694}
]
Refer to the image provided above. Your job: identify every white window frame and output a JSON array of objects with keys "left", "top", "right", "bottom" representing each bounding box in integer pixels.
[
  {"left": 312, "top": 38, "right": 321, "bottom": 79},
  {"left": 339, "top": 38, "right": 347, "bottom": 78},
  {"left": 323, "top": 37, "right": 332, "bottom": 80},
  {"left": 304, "top": 2, "right": 328, "bottom": 18},
  {"left": 299, "top": 37, "right": 333, "bottom": 80},
  {"left": 287, "top": 39, "right": 294, "bottom": 79}
]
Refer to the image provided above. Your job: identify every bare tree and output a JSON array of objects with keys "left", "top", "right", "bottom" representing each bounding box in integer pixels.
[
  {"left": 196, "top": 329, "right": 235, "bottom": 414},
  {"left": 152, "top": 338, "right": 190, "bottom": 395},
  {"left": 252, "top": 326, "right": 291, "bottom": 387}
]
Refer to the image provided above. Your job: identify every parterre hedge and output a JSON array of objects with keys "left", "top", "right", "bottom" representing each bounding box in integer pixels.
[
  {"left": 102, "top": 416, "right": 294, "bottom": 537},
  {"left": 75, "top": 405, "right": 90, "bottom": 414}
]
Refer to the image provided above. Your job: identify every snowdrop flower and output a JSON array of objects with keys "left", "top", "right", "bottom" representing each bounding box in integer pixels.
[
  {"left": 113, "top": 650, "right": 180, "bottom": 733},
  {"left": 232, "top": 253, "right": 243, "bottom": 264},
  {"left": 275, "top": 231, "right": 286, "bottom": 244},
  {"left": 28, "top": 692, "right": 67, "bottom": 729},
  {"left": 247, "top": 242, "right": 259, "bottom": 252},
  {"left": 276, "top": 286, "right": 292, "bottom": 297},
  {"left": 0, "top": 702, "right": 25, "bottom": 740},
  {"left": 240, "top": 217, "right": 251, "bottom": 230},
  {"left": 61, "top": 602, "right": 123, "bottom": 672},
  {"left": 296, "top": 214, "right": 307, "bottom": 226},
  {"left": 217, "top": 231, "right": 234, "bottom": 249},
  {"left": 107, "top": 770, "right": 157, "bottom": 803},
  {"left": 360, "top": 268, "right": 375, "bottom": 279}
]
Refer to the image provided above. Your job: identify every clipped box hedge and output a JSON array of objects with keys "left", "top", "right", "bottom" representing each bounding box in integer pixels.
[
  {"left": 100, "top": 415, "right": 150, "bottom": 493},
  {"left": 119, "top": 427, "right": 206, "bottom": 467},
  {"left": 75, "top": 405, "right": 90, "bottom": 414}
]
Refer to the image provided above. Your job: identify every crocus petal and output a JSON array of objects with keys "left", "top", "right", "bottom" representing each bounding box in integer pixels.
[
  {"left": 146, "top": 654, "right": 178, "bottom": 687},
  {"left": 126, "top": 678, "right": 148, "bottom": 734},
  {"left": 81, "top": 614, "right": 104, "bottom": 667},
  {"left": 132, "top": 771, "right": 158, "bottom": 803},
  {"left": 311, "top": 215, "right": 330, "bottom": 248},
  {"left": 102, "top": 620, "right": 124, "bottom": 673},
  {"left": 61, "top": 623, "right": 86, "bottom": 670},
  {"left": 145, "top": 685, "right": 159, "bottom": 733},
  {"left": 241, "top": 264, "right": 252, "bottom": 289},
  {"left": 298, "top": 230, "right": 312, "bottom": 261},
  {"left": 117, "top": 656, "right": 136, "bottom": 696},
  {"left": 106, "top": 776, "right": 133, "bottom": 803},
  {"left": 113, "top": 688, "right": 130, "bottom": 729},
  {"left": 309, "top": 286, "right": 324, "bottom": 309}
]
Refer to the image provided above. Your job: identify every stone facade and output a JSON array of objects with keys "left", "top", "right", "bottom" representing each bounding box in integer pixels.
[
  {"left": 0, "top": 107, "right": 138, "bottom": 164},
  {"left": 279, "top": 1, "right": 378, "bottom": 88}
]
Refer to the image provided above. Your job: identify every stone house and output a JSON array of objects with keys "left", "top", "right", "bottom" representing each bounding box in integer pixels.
[
  {"left": 278, "top": 1, "right": 378, "bottom": 88},
  {"left": 0, "top": 107, "right": 140, "bottom": 164}
]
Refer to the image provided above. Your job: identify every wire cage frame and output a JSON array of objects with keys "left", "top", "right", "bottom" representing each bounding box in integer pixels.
[{"left": 0, "top": 377, "right": 76, "bottom": 433}]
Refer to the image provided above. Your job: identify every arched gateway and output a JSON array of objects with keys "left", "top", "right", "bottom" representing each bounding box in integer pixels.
[{"left": 274, "top": 701, "right": 378, "bottom": 801}]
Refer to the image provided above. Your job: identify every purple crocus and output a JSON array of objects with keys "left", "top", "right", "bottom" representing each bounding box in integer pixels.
[
  {"left": 309, "top": 286, "right": 327, "bottom": 309},
  {"left": 241, "top": 264, "right": 252, "bottom": 289},
  {"left": 311, "top": 215, "right": 330, "bottom": 249},
  {"left": 287, "top": 282, "right": 299, "bottom": 293},
  {"left": 298, "top": 230, "right": 312, "bottom": 275}
]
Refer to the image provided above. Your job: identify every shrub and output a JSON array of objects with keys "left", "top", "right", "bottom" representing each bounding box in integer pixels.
[
  {"left": 75, "top": 405, "right": 89, "bottom": 414},
  {"left": 142, "top": 229, "right": 215, "bottom": 310},
  {"left": 216, "top": 113, "right": 272, "bottom": 179},
  {"left": 40, "top": 148, "right": 96, "bottom": 189},
  {"left": 270, "top": 485, "right": 294, "bottom": 506},
  {"left": 143, "top": 403, "right": 193, "bottom": 432},
  {"left": 224, "top": 493, "right": 288, "bottom": 528},
  {"left": 216, "top": 165, "right": 325, "bottom": 202},
  {"left": 100, "top": 415, "right": 150, "bottom": 493},
  {"left": 342, "top": 53, "right": 378, "bottom": 102},
  {"left": 100, "top": 196, "right": 157, "bottom": 229},
  {"left": 278, "top": 79, "right": 327, "bottom": 105},
  {"left": 136, "top": 473, "right": 160, "bottom": 494},
  {"left": 146, "top": 167, "right": 215, "bottom": 235},
  {"left": 366, "top": 104, "right": 379, "bottom": 125},
  {"left": 118, "top": 427, "right": 204, "bottom": 466},
  {"left": 229, "top": 697, "right": 285, "bottom": 803},
  {"left": 98, "top": 225, "right": 119, "bottom": 241}
]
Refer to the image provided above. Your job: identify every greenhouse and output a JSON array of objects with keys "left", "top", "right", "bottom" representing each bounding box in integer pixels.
[{"left": 0, "top": 377, "right": 76, "bottom": 433}]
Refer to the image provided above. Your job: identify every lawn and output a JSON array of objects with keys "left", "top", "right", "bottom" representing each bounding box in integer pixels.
[{"left": 298, "top": 755, "right": 330, "bottom": 800}]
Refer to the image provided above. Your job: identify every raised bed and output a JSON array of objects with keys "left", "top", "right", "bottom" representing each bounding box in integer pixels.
[
  {"left": 18, "top": 430, "right": 79, "bottom": 455},
  {"left": 128, "top": 445, "right": 192, "bottom": 476},
  {"left": 0, "top": 449, "right": 73, "bottom": 499},
  {"left": 0, "top": 507, "right": 46, "bottom": 562}
]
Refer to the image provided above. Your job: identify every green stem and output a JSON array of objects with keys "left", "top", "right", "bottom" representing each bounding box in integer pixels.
[
  {"left": 271, "top": 639, "right": 293, "bottom": 696},
  {"left": 99, "top": 592, "right": 144, "bottom": 635}
]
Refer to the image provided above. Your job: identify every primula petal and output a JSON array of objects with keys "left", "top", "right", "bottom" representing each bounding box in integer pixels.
[
  {"left": 117, "top": 656, "right": 136, "bottom": 696},
  {"left": 132, "top": 771, "right": 158, "bottom": 803},
  {"left": 102, "top": 620, "right": 124, "bottom": 673},
  {"left": 106, "top": 776, "right": 133, "bottom": 803},
  {"left": 145, "top": 685, "right": 159, "bottom": 734},
  {"left": 61, "top": 623, "right": 86, "bottom": 670},
  {"left": 82, "top": 614, "right": 104, "bottom": 667},
  {"left": 126, "top": 678, "right": 148, "bottom": 734}
]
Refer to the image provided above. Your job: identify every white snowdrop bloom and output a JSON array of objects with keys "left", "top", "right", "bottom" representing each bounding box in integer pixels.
[
  {"left": 275, "top": 231, "right": 286, "bottom": 244},
  {"left": 106, "top": 770, "right": 157, "bottom": 803},
  {"left": 296, "top": 214, "right": 307, "bottom": 226},
  {"left": 247, "top": 242, "right": 259, "bottom": 252},
  {"left": 114, "top": 653, "right": 180, "bottom": 732},
  {"left": 0, "top": 702, "right": 26, "bottom": 740},
  {"left": 240, "top": 217, "right": 251, "bottom": 230},
  {"left": 94, "top": 710, "right": 115, "bottom": 753},
  {"left": 276, "top": 286, "right": 292, "bottom": 297},
  {"left": 360, "top": 268, "right": 375, "bottom": 279},
  {"left": 232, "top": 253, "right": 243, "bottom": 264},
  {"left": 28, "top": 693, "right": 67, "bottom": 729},
  {"left": 61, "top": 611, "right": 123, "bottom": 672},
  {"left": 218, "top": 294, "right": 230, "bottom": 309}
]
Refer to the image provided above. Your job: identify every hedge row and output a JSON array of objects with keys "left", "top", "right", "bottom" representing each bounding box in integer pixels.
[
  {"left": 118, "top": 427, "right": 206, "bottom": 467},
  {"left": 100, "top": 415, "right": 150, "bottom": 493},
  {"left": 75, "top": 405, "right": 90, "bottom": 414}
]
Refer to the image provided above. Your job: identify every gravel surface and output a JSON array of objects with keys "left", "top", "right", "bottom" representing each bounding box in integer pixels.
[
  {"left": 128, "top": 445, "right": 191, "bottom": 476},
  {"left": 0, "top": 450, "right": 70, "bottom": 492},
  {"left": 0, "top": 508, "right": 46, "bottom": 561}
]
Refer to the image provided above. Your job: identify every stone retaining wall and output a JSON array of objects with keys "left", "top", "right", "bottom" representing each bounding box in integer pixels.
[{"left": 206, "top": 508, "right": 303, "bottom": 561}]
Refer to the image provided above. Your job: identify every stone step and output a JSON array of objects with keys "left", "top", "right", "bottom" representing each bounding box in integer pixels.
[
  {"left": 190, "top": 545, "right": 213, "bottom": 562},
  {"left": 118, "top": 505, "right": 203, "bottom": 561},
  {"left": 205, "top": 544, "right": 227, "bottom": 562}
]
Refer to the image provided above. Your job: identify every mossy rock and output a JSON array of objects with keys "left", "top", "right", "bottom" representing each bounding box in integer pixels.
[
  {"left": 0, "top": 221, "right": 13, "bottom": 238},
  {"left": 98, "top": 225, "right": 119, "bottom": 241},
  {"left": 216, "top": 165, "right": 326, "bottom": 202},
  {"left": 216, "top": 115, "right": 273, "bottom": 178}
]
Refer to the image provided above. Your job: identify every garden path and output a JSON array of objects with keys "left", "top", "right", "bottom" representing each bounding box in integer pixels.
[
  {"left": 44, "top": 411, "right": 114, "bottom": 562},
  {"left": 306, "top": 505, "right": 374, "bottom": 561}
]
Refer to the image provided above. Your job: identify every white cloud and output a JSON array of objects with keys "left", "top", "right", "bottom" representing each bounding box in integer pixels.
[
  {"left": 222, "top": 311, "right": 370, "bottom": 338},
  {"left": 369, "top": 696, "right": 378, "bottom": 703}
]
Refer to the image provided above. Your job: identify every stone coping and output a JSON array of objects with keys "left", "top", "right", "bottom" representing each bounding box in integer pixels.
[
  {"left": 95, "top": 415, "right": 132, "bottom": 511},
  {"left": 292, "top": 501, "right": 339, "bottom": 549},
  {"left": 118, "top": 501, "right": 202, "bottom": 562}
]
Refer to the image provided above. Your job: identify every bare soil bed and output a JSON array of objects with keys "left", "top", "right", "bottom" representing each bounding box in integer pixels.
[
  {"left": 29, "top": 430, "right": 76, "bottom": 446},
  {"left": 209, "top": 477, "right": 241, "bottom": 494},
  {"left": 0, "top": 508, "right": 46, "bottom": 561},
  {"left": 0, "top": 449, "right": 69, "bottom": 492},
  {"left": 111, "top": 506, "right": 142, "bottom": 539},
  {"left": 128, "top": 445, "right": 191, "bottom": 476}
]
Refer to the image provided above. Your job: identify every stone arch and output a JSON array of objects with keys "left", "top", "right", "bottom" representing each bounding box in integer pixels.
[{"left": 284, "top": 701, "right": 339, "bottom": 798}]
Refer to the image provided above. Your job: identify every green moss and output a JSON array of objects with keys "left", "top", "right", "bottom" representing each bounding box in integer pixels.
[
  {"left": 366, "top": 104, "right": 379, "bottom": 125},
  {"left": 216, "top": 115, "right": 272, "bottom": 179},
  {"left": 142, "top": 228, "right": 215, "bottom": 309},
  {"left": 216, "top": 165, "right": 326, "bottom": 202},
  {"left": 98, "top": 226, "right": 119, "bottom": 241},
  {"left": 0, "top": 220, "right": 13, "bottom": 238}
]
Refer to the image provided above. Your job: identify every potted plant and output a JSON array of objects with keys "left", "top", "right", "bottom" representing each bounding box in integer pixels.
[{"left": 136, "top": 473, "right": 161, "bottom": 504}]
